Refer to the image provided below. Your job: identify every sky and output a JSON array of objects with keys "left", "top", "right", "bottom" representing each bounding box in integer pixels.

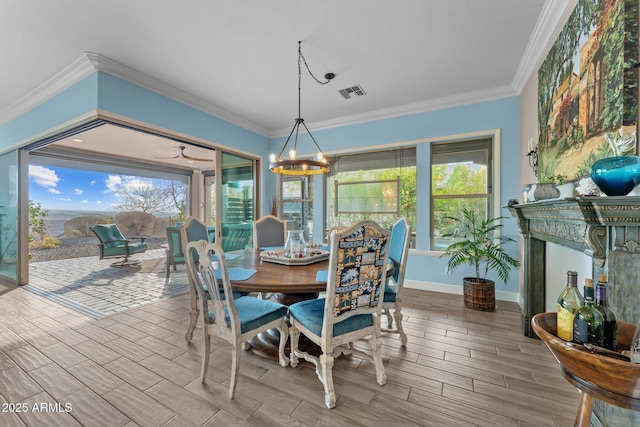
[{"left": 29, "top": 164, "right": 172, "bottom": 212}]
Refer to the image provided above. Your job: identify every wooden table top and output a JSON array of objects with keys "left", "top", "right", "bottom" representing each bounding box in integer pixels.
[{"left": 224, "top": 249, "right": 329, "bottom": 294}]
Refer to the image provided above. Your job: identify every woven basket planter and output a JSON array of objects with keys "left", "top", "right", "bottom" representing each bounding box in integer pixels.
[{"left": 463, "top": 278, "right": 495, "bottom": 311}]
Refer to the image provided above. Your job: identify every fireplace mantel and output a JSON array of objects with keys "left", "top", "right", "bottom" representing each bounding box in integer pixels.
[{"left": 508, "top": 196, "right": 640, "bottom": 336}]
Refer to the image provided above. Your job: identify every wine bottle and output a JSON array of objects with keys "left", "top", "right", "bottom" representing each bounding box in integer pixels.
[
  {"left": 557, "top": 271, "right": 583, "bottom": 341},
  {"left": 594, "top": 274, "right": 618, "bottom": 351},
  {"left": 573, "top": 279, "right": 604, "bottom": 346}
]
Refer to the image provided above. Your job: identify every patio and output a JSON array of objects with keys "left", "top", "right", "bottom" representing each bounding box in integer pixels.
[{"left": 28, "top": 249, "right": 188, "bottom": 319}]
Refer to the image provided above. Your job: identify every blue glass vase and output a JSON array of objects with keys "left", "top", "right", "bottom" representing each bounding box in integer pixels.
[{"left": 590, "top": 156, "right": 640, "bottom": 196}]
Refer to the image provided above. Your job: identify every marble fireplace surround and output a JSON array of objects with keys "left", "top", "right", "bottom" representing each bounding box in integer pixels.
[{"left": 508, "top": 196, "right": 640, "bottom": 337}]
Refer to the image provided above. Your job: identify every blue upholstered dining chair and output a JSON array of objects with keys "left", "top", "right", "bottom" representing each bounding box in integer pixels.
[
  {"left": 181, "top": 216, "right": 212, "bottom": 342},
  {"left": 289, "top": 220, "right": 390, "bottom": 408},
  {"left": 382, "top": 217, "right": 411, "bottom": 346},
  {"left": 185, "top": 240, "right": 289, "bottom": 399},
  {"left": 253, "top": 215, "right": 287, "bottom": 249}
]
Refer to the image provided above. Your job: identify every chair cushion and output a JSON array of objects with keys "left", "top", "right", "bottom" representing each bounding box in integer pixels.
[
  {"left": 383, "top": 283, "right": 396, "bottom": 302},
  {"left": 289, "top": 298, "right": 373, "bottom": 337},
  {"left": 92, "top": 225, "right": 118, "bottom": 248},
  {"left": 102, "top": 242, "right": 147, "bottom": 257},
  {"left": 209, "top": 297, "right": 287, "bottom": 334},
  {"left": 127, "top": 242, "right": 148, "bottom": 254}
]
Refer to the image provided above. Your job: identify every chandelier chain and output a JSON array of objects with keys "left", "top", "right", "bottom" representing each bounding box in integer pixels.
[
  {"left": 299, "top": 42, "right": 332, "bottom": 85},
  {"left": 269, "top": 41, "right": 333, "bottom": 175}
]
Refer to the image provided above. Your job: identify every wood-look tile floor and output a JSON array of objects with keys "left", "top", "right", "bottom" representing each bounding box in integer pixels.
[{"left": 0, "top": 286, "right": 579, "bottom": 426}]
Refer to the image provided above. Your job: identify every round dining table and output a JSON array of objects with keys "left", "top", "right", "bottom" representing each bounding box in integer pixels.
[
  {"left": 225, "top": 248, "right": 328, "bottom": 299},
  {"left": 224, "top": 248, "right": 329, "bottom": 360}
]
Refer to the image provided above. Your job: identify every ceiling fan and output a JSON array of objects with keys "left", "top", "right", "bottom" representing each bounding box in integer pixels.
[{"left": 156, "top": 145, "right": 213, "bottom": 162}]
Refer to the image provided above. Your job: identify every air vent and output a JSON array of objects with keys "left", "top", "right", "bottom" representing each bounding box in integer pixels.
[{"left": 338, "top": 85, "right": 366, "bottom": 99}]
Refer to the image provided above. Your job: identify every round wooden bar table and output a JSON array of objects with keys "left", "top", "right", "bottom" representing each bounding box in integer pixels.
[
  {"left": 224, "top": 249, "right": 329, "bottom": 360},
  {"left": 531, "top": 313, "right": 640, "bottom": 426}
]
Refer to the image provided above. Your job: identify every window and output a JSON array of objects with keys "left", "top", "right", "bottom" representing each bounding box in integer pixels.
[
  {"left": 281, "top": 175, "right": 314, "bottom": 241},
  {"left": 431, "top": 138, "right": 492, "bottom": 250},
  {"left": 327, "top": 148, "right": 416, "bottom": 245}
]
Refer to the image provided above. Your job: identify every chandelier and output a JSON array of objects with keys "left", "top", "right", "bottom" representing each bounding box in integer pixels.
[{"left": 269, "top": 41, "right": 334, "bottom": 175}]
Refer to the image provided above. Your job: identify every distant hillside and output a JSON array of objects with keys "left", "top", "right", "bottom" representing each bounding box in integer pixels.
[
  {"left": 43, "top": 209, "right": 118, "bottom": 238},
  {"left": 41, "top": 209, "right": 176, "bottom": 238}
]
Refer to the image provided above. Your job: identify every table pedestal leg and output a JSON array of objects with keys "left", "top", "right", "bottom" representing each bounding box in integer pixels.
[
  {"left": 246, "top": 292, "right": 321, "bottom": 361},
  {"left": 575, "top": 391, "right": 594, "bottom": 427}
]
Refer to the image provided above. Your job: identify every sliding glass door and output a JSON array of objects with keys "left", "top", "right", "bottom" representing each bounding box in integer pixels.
[
  {"left": 215, "top": 152, "right": 256, "bottom": 251},
  {"left": 0, "top": 150, "right": 20, "bottom": 283}
]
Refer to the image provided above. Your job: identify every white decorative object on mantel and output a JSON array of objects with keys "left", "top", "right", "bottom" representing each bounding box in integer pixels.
[
  {"left": 556, "top": 182, "right": 575, "bottom": 198},
  {"left": 576, "top": 177, "right": 601, "bottom": 196}
]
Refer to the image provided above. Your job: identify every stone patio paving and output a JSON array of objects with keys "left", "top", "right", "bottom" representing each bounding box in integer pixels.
[{"left": 27, "top": 249, "right": 189, "bottom": 319}]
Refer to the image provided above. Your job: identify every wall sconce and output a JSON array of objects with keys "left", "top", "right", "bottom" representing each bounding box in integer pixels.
[{"left": 526, "top": 138, "right": 538, "bottom": 177}]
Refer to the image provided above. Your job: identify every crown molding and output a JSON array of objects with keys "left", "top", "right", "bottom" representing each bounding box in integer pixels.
[
  {"left": 3, "top": 1, "right": 574, "bottom": 142},
  {"left": 85, "top": 53, "right": 270, "bottom": 137},
  {"left": 0, "top": 53, "right": 98, "bottom": 126},
  {"left": 512, "top": 0, "right": 578, "bottom": 93},
  {"left": 270, "top": 85, "right": 517, "bottom": 138},
  {"left": 0, "top": 52, "right": 271, "bottom": 137}
]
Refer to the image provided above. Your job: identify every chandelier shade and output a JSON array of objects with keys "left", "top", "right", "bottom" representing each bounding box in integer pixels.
[{"left": 269, "top": 41, "right": 333, "bottom": 176}]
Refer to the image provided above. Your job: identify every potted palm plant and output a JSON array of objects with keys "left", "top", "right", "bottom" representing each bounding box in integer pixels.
[{"left": 440, "top": 207, "right": 519, "bottom": 311}]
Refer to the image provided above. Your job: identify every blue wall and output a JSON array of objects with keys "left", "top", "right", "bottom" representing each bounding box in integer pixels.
[
  {"left": 0, "top": 74, "right": 99, "bottom": 148},
  {"left": 96, "top": 73, "right": 270, "bottom": 153},
  {"left": 0, "top": 72, "right": 521, "bottom": 295},
  {"left": 271, "top": 97, "right": 522, "bottom": 293}
]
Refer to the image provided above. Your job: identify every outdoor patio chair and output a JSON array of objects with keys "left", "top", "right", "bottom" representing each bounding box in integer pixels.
[
  {"left": 289, "top": 220, "right": 390, "bottom": 408},
  {"left": 382, "top": 217, "right": 411, "bottom": 346},
  {"left": 166, "top": 222, "right": 214, "bottom": 279},
  {"left": 90, "top": 224, "right": 147, "bottom": 267},
  {"left": 165, "top": 226, "right": 185, "bottom": 278},
  {"left": 222, "top": 223, "right": 252, "bottom": 252},
  {"left": 185, "top": 240, "right": 289, "bottom": 399}
]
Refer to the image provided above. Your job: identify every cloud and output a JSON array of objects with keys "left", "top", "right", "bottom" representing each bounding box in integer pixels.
[
  {"left": 104, "top": 175, "right": 154, "bottom": 193},
  {"left": 96, "top": 200, "right": 102, "bottom": 204},
  {"left": 104, "top": 175, "right": 122, "bottom": 192},
  {"left": 74, "top": 188, "right": 83, "bottom": 195},
  {"left": 122, "top": 178, "right": 153, "bottom": 192},
  {"left": 54, "top": 198, "right": 71, "bottom": 201},
  {"left": 48, "top": 188, "right": 60, "bottom": 194},
  {"left": 80, "top": 200, "right": 88, "bottom": 204},
  {"left": 29, "top": 165, "right": 60, "bottom": 188},
  {"left": 90, "top": 180, "right": 96, "bottom": 186}
]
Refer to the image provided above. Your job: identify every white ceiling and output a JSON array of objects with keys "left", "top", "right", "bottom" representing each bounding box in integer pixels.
[{"left": 1, "top": 0, "right": 571, "bottom": 166}]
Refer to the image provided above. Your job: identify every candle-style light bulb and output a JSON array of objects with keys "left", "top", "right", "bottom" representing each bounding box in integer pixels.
[
  {"left": 316, "top": 152, "right": 324, "bottom": 162},
  {"left": 289, "top": 149, "right": 296, "bottom": 160},
  {"left": 269, "top": 153, "right": 276, "bottom": 163}
]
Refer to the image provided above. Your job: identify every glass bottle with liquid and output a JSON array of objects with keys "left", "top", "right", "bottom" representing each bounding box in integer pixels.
[
  {"left": 557, "top": 271, "right": 583, "bottom": 341},
  {"left": 594, "top": 274, "right": 618, "bottom": 351},
  {"left": 573, "top": 278, "right": 604, "bottom": 346}
]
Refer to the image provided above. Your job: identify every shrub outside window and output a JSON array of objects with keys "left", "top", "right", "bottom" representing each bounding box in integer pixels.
[{"left": 431, "top": 139, "right": 493, "bottom": 251}]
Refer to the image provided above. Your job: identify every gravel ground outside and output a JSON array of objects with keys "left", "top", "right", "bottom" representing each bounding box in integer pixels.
[{"left": 30, "top": 236, "right": 167, "bottom": 262}]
